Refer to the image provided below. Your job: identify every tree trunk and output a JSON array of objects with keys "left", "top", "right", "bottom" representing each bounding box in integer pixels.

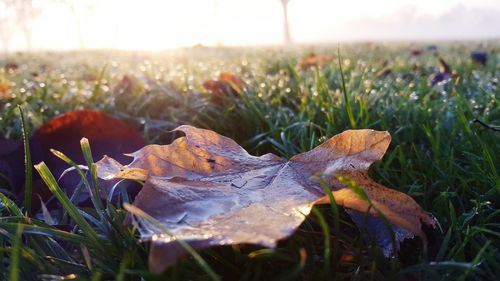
[{"left": 281, "top": 0, "right": 292, "bottom": 45}]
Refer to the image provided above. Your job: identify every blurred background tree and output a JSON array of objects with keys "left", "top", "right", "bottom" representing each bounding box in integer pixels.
[{"left": 280, "top": 0, "right": 292, "bottom": 45}]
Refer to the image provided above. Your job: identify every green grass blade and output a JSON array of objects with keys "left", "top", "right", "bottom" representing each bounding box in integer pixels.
[
  {"left": 91, "top": 64, "right": 108, "bottom": 100},
  {"left": 50, "top": 148, "right": 104, "bottom": 216},
  {"left": 312, "top": 207, "right": 331, "bottom": 278},
  {"left": 80, "top": 137, "right": 95, "bottom": 165},
  {"left": 337, "top": 48, "right": 356, "bottom": 129},
  {"left": 18, "top": 105, "right": 33, "bottom": 215},
  {"left": 0, "top": 192, "right": 23, "bottom": 217},
  {"left": 80, "top": 138, "right": 104, "bottom": 213},
  {"left": 8, "top": 223, "right": 23, "bottom": 281},
  {"left": 315, "top": 177, "right": 341, "bottom": 232},
  {"left": 337, "top": 175, "right": 369, "bottom": 201},
  {"left": 34, "top": 162, "right": 103, "bottom": 251}
]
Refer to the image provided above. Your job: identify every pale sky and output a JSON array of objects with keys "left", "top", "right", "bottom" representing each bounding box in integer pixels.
[{"left": 2, "top": 0, "right": 500, "bottom": 51}]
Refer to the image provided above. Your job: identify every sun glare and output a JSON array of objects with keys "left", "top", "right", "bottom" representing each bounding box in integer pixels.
[
  {"left": 4, "top": 0, "right": 500, "bottom": 51},
  {"left": 111, "top": 1, "right": 217, "bottom": 50}
]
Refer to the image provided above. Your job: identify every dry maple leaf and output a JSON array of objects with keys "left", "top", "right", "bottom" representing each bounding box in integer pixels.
[
  {"left": 218, "top": 71, "right": 244, "bottom": 94},
  {"left": 203, "top": 72, "right": 244, "bottom": 105},
  {"left": 298, "top": 53, "right": 334, "bottom": 70},
  {"left": 95, "top": 125, "right": 435, "bottom": 273}
]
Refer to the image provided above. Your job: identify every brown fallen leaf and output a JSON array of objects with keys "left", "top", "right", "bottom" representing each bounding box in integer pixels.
[
  {"left": 298, "top": 53, "right": 334, "bottom": 70},
  {"left": 218, "top": 71, "right": 244, "bottom": 94},
  {"left": 3, "top": 62, "right": 19, "bottom": 72},
  {"left": 203, "top": 72, "right": 244, "bottom": 105},
  {"left": 96, "top": 126, "right": 435, "bottom": 273}
]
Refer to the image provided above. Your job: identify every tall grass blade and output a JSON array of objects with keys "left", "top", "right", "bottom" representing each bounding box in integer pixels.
[
  {"left": 337, "top": 48, "right": 356, "bottom": 129},
  {"left": 80, "top": 138, "right": 104, "bottom": 213},
  {"left": 312, "top": 207, "right": 331, "bottom": 278},
  {"left": 50, "top": 148, "right": 103, "bottom": 216},
  {"left": 0, "top": 222, "right": 89, "bottom": 245},
  {"left": 8, "top": 223, "right": 23, "bottom": 281},
  {"left": 18, "top": 105, "right": 33, "bottom": 214},
  {"left": 0, "top": 192, "right": 23, "bottom": 217},
  {"left": 34, "top": 162, "right": 103, "bottom": 251}
]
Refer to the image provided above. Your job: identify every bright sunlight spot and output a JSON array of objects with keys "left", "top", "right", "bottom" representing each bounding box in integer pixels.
[{"left": 2, "top": 0, "right": 500, "bottom": 52}]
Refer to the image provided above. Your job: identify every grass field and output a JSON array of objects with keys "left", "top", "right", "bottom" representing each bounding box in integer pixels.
[{"left": 0, "top": 41, "right": 499, "bottom": 280}]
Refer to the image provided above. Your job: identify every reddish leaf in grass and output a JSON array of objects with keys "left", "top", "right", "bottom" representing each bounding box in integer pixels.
[
  {"left": 96, "top": 126, "right": 436, "bottom": 273},
  {"left": 298, "top": 53, "right": 334, "bottom": 70},
  {"left": 411, "top": 50, "right": 422, "bottom": 57},
  {"left": 0, "top": 137, "right": 22, "bottom": 189},
  {"left": 203, "top": 72, "right": 244, "bottom": 105},
  {"left": 202, "top": 80, "right": 225, "bottom": 95},
  {"left": 3, "top": 110, "right": 146, "bottom": 209},
  {"left": 218, "top": 71, "right": 244, "bottom": 94},
  {"left": 3, "top": 62, "right": 19, "bottom": 72}
]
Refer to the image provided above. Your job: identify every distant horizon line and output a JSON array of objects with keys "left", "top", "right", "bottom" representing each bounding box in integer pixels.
[{"left": 2, "top": 37, "right": 499, "bottom": 54}]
